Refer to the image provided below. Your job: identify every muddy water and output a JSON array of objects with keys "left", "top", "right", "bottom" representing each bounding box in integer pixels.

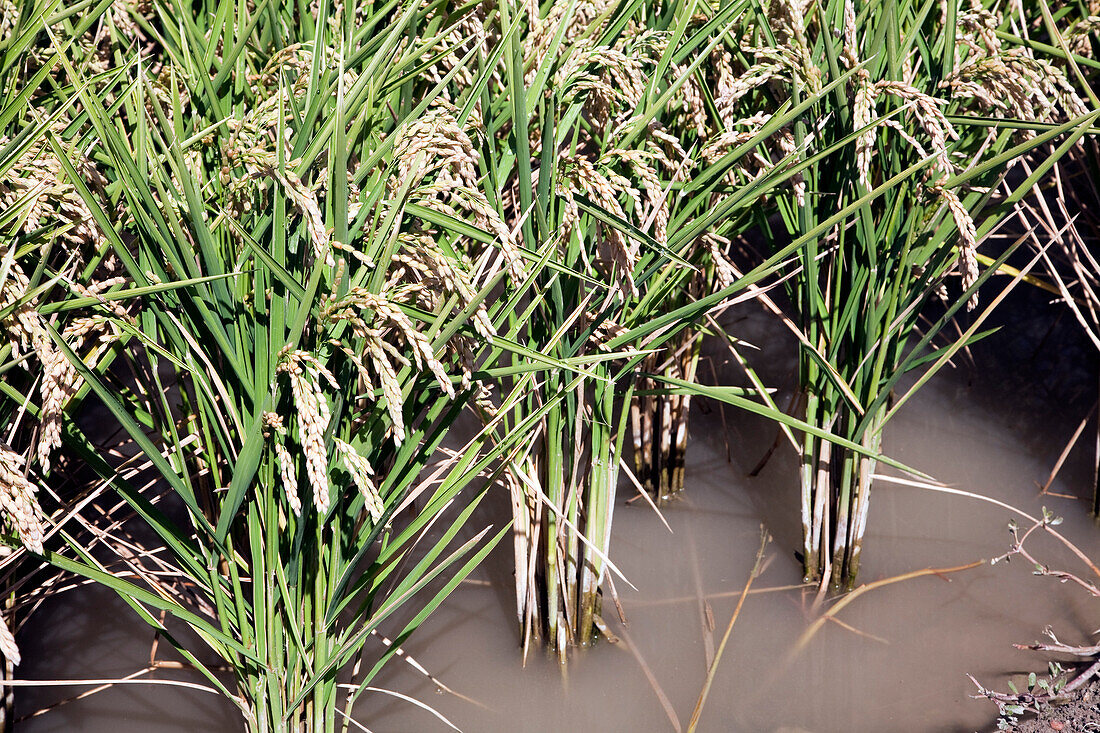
[
  {"left": 15, "top": 582, "right": 241, "bottom": 732},
  {"left": 362, "top": 371, "right": 1100, "bottom": 733},
  {"left": 16, "top": 311, "right": 1100, "bottom": 731}
]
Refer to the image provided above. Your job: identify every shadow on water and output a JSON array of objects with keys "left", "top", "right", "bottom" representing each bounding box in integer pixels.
[{"left": 16, "top": 584, "right": 240, "bottom": 731}]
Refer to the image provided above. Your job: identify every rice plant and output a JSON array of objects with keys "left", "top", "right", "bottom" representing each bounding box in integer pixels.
[
  {"left": 995, "top": 1, "right": 1100, "bottom": 511},
  {"left": 737, "top": 0, "right": 1098, "bottom": 587},
  {"left": 1, "top": 0, "right": 1099, "bottom": 728},
  {"left": 458, "top": 0, "right": 858, "bottom": 656},
  {"left": 0, "top": 1, "right": 572, "bottom": 728},
  {"left": 0, "top": 0, "right": 130, "bottom": 670}
]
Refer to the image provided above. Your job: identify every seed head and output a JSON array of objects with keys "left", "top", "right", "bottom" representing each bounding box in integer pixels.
[
  {"left": 277, "top": 350, "right": 338, "bottom": 514},
  {"left": 273, "top": 442, "right": 302, "bottom": 517},
  {"left": 0, "top": 444, "right": 44, "bottom": 555},
  {"left": 335, "top": 439, "right": 382, "bottom": 522},
  {"left": 0, "top": 612, "right": 19, "bottom": 665}
]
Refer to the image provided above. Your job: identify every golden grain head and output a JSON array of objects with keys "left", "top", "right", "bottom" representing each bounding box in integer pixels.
[
  {"left": 0, "top": 444, "right": 44, "bottom": 555},
  {"left": 334, "top": 439, "right": 382, "bottom": 522},
  {"left": 0, "top": 612, "right": 19, "bottom": 666},
  {"left": 273, "top": 442, "right": 302, "bottom": 517},
  {"left": 278, "top": 350, "right": 337, "bottom": 514}
]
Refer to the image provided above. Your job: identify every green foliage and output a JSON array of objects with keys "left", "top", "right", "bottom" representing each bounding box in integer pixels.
[
  {"left": 0, "top": 0, "right": 1096, "bottom": 728},
  {"left": 733, "top": 0, "right": 1098, "bottom": 586}
]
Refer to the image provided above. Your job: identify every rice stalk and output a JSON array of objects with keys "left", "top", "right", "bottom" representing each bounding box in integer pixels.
[{"left": 744, "top": 0, "right": 1099, "bottom": 587}]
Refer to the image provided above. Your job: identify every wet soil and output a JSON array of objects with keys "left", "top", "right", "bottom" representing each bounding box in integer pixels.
[{"left": 1013, "top": 679, "right": 1100, "bottom": 732}]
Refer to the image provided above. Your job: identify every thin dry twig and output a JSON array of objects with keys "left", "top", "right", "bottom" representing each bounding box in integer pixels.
[
  {"left": 618, "top": 626, "right": 682, "bottom": 733},
  {"left": 687, "top": 527, "right": 770, "bottom": 733},
  {"left": 875, "top": 473, "right": 1100, "bottom": 581},
  {"left": 993, "top": 514, "right": 1100, "bottom": 598},
  {"left": 791, "top": 560, "right": 984, "bottom": 657},
  {"left": 1039, "top": 400, "right": 1097, "bottom": 495}
]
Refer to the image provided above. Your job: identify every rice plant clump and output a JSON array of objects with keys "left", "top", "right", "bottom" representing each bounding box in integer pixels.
[
  {"left": 732, "top": 0, "right": 1097, "bottom": 587},
  {"left": 0, "top": 0, "right": 1096, "bottom": 729}
]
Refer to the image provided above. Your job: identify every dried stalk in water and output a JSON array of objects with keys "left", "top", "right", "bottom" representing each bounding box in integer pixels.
[{"left": 632, "top": 328, "right": 703, "bottom": 503}]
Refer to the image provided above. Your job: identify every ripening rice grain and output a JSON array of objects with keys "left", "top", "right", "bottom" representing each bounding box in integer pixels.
[
  {"left": 326, "top": 289, "right": 454, "bottom": 398},
  {"left": 853, "top": 72, "right": 877, "bottom": 188},
  {"left": 0, "top": 612, "right": 19, "bottom": 665},
  {"left": 1067, "top": 16, "right": 1100, "bottom": 56},
  {"left": 0, "top": 255, "right": 50, "bottom": 361},
  {"left": 394, "top": 105, "right": 526, "bottom": 283},
  {"left": 0, "top": 444, "right": 44, "bottom": 555},
  {"left": 364, "top": 336, "right": 407, "bottom": 444},
  {"left": 603, "top": 149, "right": 669, "bottom": 244},
  {"left": 936, "top": 184, "right": 981, "bottom": 309},
  {"left": 38, "top": 316, "right": 121, "bottom": 472},
  {"left": 277, "top": 349, "right": 338, "bottom": 514},
  {"left": 263, "top": 412, "right": 302, "bottom": 517},
  {"left": 334, "top": 439, "right": 382, "bottom": 522},
  {"left": 273, "top": 442, "right": 302, "bottom": 517},
  {"left": 561, "top": 155, "right": 639, "bottom": 296},
  {"left": 391, "top": 234, "right": 496, "bottom": 339},
  {"left": 283, "top": 173, "right": 331, "bottom": 265}
]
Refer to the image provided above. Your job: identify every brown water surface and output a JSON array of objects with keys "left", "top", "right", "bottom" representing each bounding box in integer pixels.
[
  {"left": 15, "top": 330, "right": 1100, "bottom": 732},
  {"left": 362, "top": 369, "right": 1100, "bottom": 733}
]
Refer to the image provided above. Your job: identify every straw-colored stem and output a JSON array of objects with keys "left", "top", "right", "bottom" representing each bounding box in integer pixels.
[
  {"left": 811, "top": 427, "right": 833, "bottom": 586},
  {"left": 846, "top": 409, "right": 884, "bottom": 583},
  {"left": 544, "top": 403, "right": 563, "bottom": 651},
  {"left": 671, "top": 333, "right": 703, "bottom": 494},
  {"left": 642, "top": 384, "right": 655, "bottom": 497},
  {"left": 800, "top": 390, "right": 820, "bottom": 581},
  {"left": 687, "top": 528, "right": 769, "bottom": 733},
  {"left": 658, "top": 388, "right": 673, "bottom": 500},
  {"left": 578, "top": 379, "right": 615, "bottom": 646},
  {"left": 508, "top": 474, "right": 529, "bottom": 636},
  {"left": 830, "top": 444, "right": 858, "bottom": 588}
]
